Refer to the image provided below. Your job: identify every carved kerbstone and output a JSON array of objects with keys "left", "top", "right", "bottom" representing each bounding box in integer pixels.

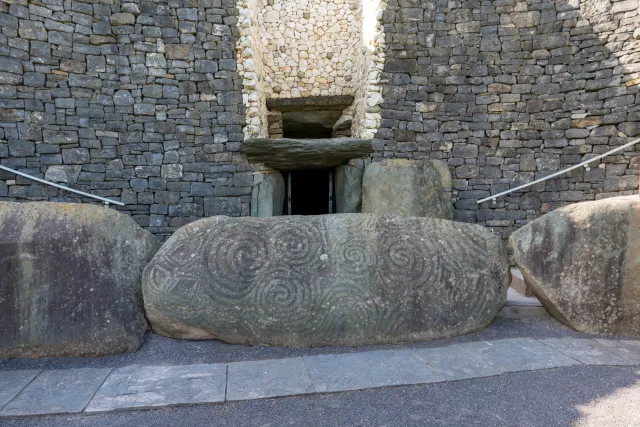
[{"left": 143, "top": 214, "right": 509, "bottom": 347}]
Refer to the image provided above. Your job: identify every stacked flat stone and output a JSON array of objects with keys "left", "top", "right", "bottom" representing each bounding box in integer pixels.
[
  {"left": 376, "top": 0, "right": 640, "bottom": 240},
  {"left": 0, "top": 0, "right": 250, "bottom": 241},
  {"left": 1, "top": 0, "right": 639, "bottom": 240}
]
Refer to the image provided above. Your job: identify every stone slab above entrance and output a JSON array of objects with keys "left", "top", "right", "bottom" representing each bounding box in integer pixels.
[{"left": 241, "top": 137, "right": 372, "bottom": 171}]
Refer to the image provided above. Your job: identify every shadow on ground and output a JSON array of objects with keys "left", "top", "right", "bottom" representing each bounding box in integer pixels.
[
  {"left": 0, "top": 316, "right": 603, "bottom": 371},
  {"left": 0, "top": 366, "right": 638, "bottom": 427}
]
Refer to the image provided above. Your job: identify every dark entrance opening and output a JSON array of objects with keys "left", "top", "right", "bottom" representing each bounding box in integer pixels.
[{"left": 283, "top": 169, "right": 334, "bottom": 215}]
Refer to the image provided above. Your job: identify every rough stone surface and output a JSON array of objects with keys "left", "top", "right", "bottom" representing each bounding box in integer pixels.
[
  {"left": 251, "top": 171, "right": 284, "bottom": 217},
  {"left": 1, "top": 0, "right": 638, "bottom": 242},
  {"left": 362, "top": 159, "right": 453, "bottom": 219},
  {"left": 0, "top": 202, "right": 158, "bottom": 359},
  {"left": 510, "top": 196, "right": 640, "bottom": 336},
  {"left": 142, "top": 214, "right": 510, "bottom": 347},
  {"left": 241, "top": 138, "right": 373, "bottom": 171},
  {"left": 335, "top": 165, "right": 364, "bottom": 214}
]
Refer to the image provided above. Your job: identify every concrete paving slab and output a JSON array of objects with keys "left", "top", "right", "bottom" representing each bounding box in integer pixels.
[
  {"left": 0, "top": 370, "right": 41, "bottom": 410},
  {"left": 0, "top": 368, "right": 112, "bottom": 417},
  {"left": 85, "top": 364, "right": 227, "bottom": 413},
  {"left": 414, "top": 346, "right": 502, "bottom": 381},
  {"left": 540, "top": 338, "right": 636, "bottom": 366},
  {"left": 226, "top": 357, "right": 315, "bottom": 401},
  {"left": 595, "top": 339, "right": 640, "bottom": 364},
  {"left": 304, "top": 349, "right": 445, "bottom": 393},
  {"left": 458, "top": 338, "right": 580, "bottom": 373}
]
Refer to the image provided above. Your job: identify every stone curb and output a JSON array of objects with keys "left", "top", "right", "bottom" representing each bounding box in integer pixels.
[{"left": 0, "top": 337, "right": 639, "bottom": 418}]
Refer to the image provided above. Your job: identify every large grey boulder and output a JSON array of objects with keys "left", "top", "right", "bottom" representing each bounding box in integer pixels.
[
  {"left": 362, "top": 159, "right": 453, "bottom": 219},
  {"left": 0, "top": 202, "right": 158, "bottom": 359},
  {"left": 143, "top": 214, "right": 509, "bottom": 347},
  {"left": 510, "top": 196, "right": 640, "bottom": 336}
]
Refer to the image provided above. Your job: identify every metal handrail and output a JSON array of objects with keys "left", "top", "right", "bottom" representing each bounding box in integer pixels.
[
  {"left": 477, "top": 136, "right": 640, "bottom": 204},
  {"left": 0, "top": 165, "right": 125, "bottom": 206}
]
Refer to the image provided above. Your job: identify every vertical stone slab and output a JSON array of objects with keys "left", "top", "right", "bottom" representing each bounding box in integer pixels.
[
  {"left": 362, "top": 159, "right": 453, "bottom": 219},
  {"left": 251, "top": 171, "right": 285, "bottom": 217},
  {"left": 334, "top": 165, "right": 364, "bottom": 213}
]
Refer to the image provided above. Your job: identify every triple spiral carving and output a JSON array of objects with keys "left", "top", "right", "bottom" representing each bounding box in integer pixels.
[{"left": 144, "top": 215, "right": 506, "bottom": 346}]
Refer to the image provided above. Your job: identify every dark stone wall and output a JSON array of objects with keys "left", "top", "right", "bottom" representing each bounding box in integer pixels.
[
  {"left": 1, "top": 0, "right": 639, "bottom": 240},
  {"left": 0, "top": 0, "right": 249, "bottom": 239},
  {"left": 376, "top": 0, "right": 640, "bottom": 238}
]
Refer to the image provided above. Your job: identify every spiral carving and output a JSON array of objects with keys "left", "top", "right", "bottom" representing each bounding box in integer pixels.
[
  {"left": 253, "top": 267, "right": 317, "bottom": 334},
  {"left": 378, "top": 232, "right": 431, "bottom": 287},
  {"left": 144, "top": 214, "right": 508, "bottom": 347},
  {"left": 271, "top": 220, "right": 325, "bottom": 268},
  {"left": 316, "top": 283, "right": 379, "bottom": 341},
  {"left": 202, "top": 220, "right": 271, "bottom": 301},
  {"left": 337, "top": 239, "right": 376, "bottom": 279}
]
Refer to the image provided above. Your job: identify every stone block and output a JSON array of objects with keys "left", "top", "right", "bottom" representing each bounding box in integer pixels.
[
  {"left": 362, "top": 159, "right": 452, "bottom": 219},
  {"left": 335, "top": 165, "right": 363, "bottom": 214},
  {"left": 142, "top": 214, "right": 509, "bottom": 346},
  {"left": 204, "top": 196, "right": 242, "bottom": 217},
  {"left": 0, "top": 203, "right": 158, "bottom": 358},
  {"left": 44, "top": 165, "right": 82, "bottom": 183},
  {"left": 85, "top": 364, "right": 226, "bottom": 413},
  {"left": 250, "top": 172, "right": 284, "bottom": 217},
  {"left": 511, "top": 197, "right": 640, "bottom": 336}
]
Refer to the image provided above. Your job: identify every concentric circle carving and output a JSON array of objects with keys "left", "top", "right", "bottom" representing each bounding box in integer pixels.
[{"left": 202, "top": 221, "right": 271, "bottom": 301}]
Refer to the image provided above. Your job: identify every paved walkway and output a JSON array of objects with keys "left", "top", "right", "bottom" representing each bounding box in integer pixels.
[{"left": 1, "top": 336, "right": 639, "bottom": 419}]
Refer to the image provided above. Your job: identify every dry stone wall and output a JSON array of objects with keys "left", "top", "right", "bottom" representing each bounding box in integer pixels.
[
  {"left": 0, "top": 0, "right": 251, "bottom": 239},
  {"left": 1, "top": 0, "right": 639, "bottom": 239},
  {"left": 376, "top": 0, "right": 640, "bottom": 238}
]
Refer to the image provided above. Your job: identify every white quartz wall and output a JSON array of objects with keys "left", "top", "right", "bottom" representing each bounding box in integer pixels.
[{"left": 237, "top": 0, "right": 385, "bottom": 139}]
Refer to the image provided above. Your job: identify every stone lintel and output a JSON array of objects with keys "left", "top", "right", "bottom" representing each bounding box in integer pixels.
[
  {"left": 266, "top": 96, "right": 355, "bottom": 112},
  {"left": 241, "top": 137, "right": 372, "bottom": 171}
]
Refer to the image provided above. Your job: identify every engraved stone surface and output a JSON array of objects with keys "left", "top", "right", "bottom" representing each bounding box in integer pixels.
[
  {"left": 510, "top": 196, "right": 640, "bottom": 336},
  {"left": 85, "top": 364, "right": 226, "bottom": 413},
  {"left": 0, "top": 202, "right": 159, "bottom": 359},
  {"left": 304, "top": 350, "right": 445, "bottom": 393},
  {"left": 240, "top": 138, "right": 373, "bottom": 171},
  {"left": 362, "top": 159, "right": 453, "bottom": 219},
  {"left": 0, "top": 368, "right": 112, "bottom": 416},
  {"left": 142, "top": 214, "right": 509, "bottom": 347}
]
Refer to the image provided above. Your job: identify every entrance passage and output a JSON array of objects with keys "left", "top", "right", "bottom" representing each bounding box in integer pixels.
[{"left": 284, "top": 169, "right": 334, "bottom": 216}]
